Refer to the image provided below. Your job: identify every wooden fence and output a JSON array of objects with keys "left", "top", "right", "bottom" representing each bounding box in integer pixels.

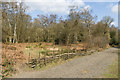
[{"left": 27, "top": 49, "right": 96, "bottom": 68}]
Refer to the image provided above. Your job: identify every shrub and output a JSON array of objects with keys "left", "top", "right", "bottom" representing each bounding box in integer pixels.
[
  {"left": 33, "top": 43, "right": 43, "bottom": 48},
  {"left": 7, "top": 46, "right": 16, "bottom": 50},
  {"left": 39, "top": 43, "right": 42, "bottom": 46},
  {"left": 109, "top": 30, "right": 118, "bottom": 45},
  {"left": 39, "top": 49, "right": 49, "bottom": 55},
  {"left": 93, "top": 36, "right": 108, "bottom": 48},
  {"left": 26, "top": 46, "right": 31, "bottom": 48},
  {"left": 2, "top": 58, "right": 15, "bottom": 78},
  {"left": 63, "top": 49, "right": 69, "bottom": 53},
  {"left": 40, "top": 44, "right": 46, "bottom": 48}
]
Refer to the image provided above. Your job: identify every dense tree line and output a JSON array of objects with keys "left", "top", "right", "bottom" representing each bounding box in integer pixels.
[{"left": 1, "top": 2, "right": 119, "bottom": 48}]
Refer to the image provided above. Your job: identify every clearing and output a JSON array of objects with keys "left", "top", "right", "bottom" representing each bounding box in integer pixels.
[{"left": 12, "top": 47, "right": 118, "bottom": 78}]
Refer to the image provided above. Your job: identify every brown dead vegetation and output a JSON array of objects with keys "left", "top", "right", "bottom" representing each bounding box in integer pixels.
[
  {"left": 2, "top": 44, "right": 26, "bottom": 77},
  {"left": 2, "top": 42, "right": 108, "bottom": 77}
]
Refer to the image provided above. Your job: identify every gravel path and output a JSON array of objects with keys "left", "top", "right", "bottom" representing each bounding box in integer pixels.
[{"left": 12, "top": 48, "right": 118, "bottom": 78}]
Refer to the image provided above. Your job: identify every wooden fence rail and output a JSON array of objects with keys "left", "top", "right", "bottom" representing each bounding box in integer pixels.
[{"left": 27, "top": 49, "right": 96, "bottom": 68}]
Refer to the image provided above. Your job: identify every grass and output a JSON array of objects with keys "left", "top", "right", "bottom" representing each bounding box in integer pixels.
[
  {"left": 23, "top": 45, "right": 71, "bottom": 58},
  {"left": 22, "top": 43, "right": 101, "bottom": 74},
  {"left": 35, "top": 59, "right": 64, "bottom": 70},
  {"left": 0, "top": 75, "right": 2, "bottom": 78},
  {"left": 102, "top": 48, "right": 119, "bottom": 78},
  {"left": 103, "top": 59, "right": 118, "bottom": 78},
  {"left": 25, "top": 53, "right": 84, "bottom": 72},
  {"left": 37, "top": 55, "right": 82, "bottom": 70},
  {"left": 26, "top": 45, "right": 31, "bottom": 48},
  {"left": 24, "top": 48, "right": 50, "bottom": 58},
  {"left": 23, "top": 58, "right": 68, "bottom": 72}
]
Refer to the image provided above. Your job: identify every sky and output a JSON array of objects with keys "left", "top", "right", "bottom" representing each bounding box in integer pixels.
[{"left": 24, "top": 0, "right": 118, "bottom": 27}]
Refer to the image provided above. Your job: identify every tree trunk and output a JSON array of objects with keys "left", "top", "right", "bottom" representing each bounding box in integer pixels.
[
  {"left": 74, "top": 33, "right": 77, "bottom": 44},
  {"left": 8, "top": 18, "right": 12, "bottom": 43},
  {"left": 67, "top": 34, "right": 70, "bottom": 44},
  {"left": 13, "top": 23, "right": 17, "bottom": 43}
]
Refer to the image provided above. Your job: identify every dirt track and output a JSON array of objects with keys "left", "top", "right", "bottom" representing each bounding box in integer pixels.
[{"left": 12, "top": 48, "right": 118, "bottom": 78}]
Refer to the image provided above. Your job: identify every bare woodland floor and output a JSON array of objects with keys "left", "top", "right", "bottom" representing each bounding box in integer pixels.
[{"left": 11, "top": 47, "right": 118, "bottom": 78}]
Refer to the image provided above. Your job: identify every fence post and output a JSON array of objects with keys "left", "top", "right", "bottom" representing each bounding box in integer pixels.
[
  {"left": 45, "top": 51, "right": 48, "bottom": 64},
  {"left": 28, "top": 52, "right": 30, "bottom": 63},
  {"left": 75, "top": 49, "right": 77, "bottom": 56},
  {"left": 68, "top": 49, "right": 69, "bottom": 59},
  {"left": 58, "top": 49, "right": 59, "bottom": 60},
  {"left": 52, "top": 50, "right": 53, "bottom": 62},
  {"left": 38, "top": 52, "right": 40, "bottom": 63},
  {"left": 44, "top": 54, "right": 46, "bottom": 66},
  {"left": 53, "top": 50, "right": 56, "bottom": 62},
  {"left": 39, "top": 52, "right": 40, "bottom": 59},
  {"left": 61, "top": 49, "right": 63, "bottom": 59},
  {"left": 71, "top": 49, "right": 73, "bottom": 58}
]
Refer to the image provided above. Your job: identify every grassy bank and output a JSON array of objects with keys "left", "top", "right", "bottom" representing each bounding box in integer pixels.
[{"left": 103, "top": 59, "right": 118, "bottom": 78}]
